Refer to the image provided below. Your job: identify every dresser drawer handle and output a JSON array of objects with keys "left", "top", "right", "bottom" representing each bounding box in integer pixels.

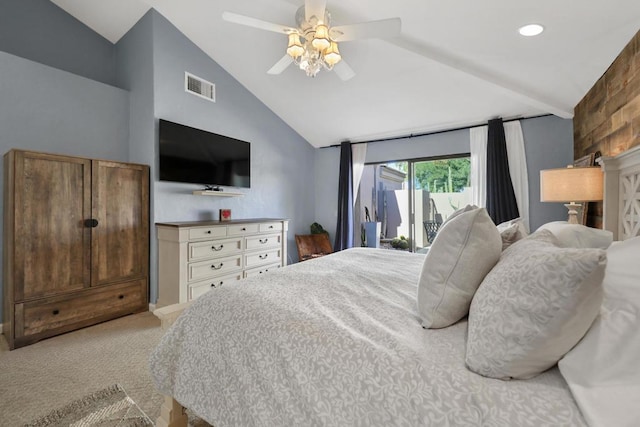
[
  {"left": 211, "top": 263, "right": 224, "bottom": 270},
  {"left": 206, "top": 230, "right": 212, "bottom": 234},
  {"left": 241, "top": 227, "right": 246, "bottom": 231},
  {"left": 259, "top": 254, "right": 268, "bottom": 260},
  {"left": 259, "top": 238, "right": 268, "bottom": 244},
  {"left": 268, "top": 225, "right": 274, "bottom": 229},
  {"left": 211, "top": 244, "right": 224, "bottom": 251},
  {"left": 210, "top": 280, "right": 224, "bottom": 288},
  {"left": 52, "top": 309, "right": 60, "bottom": 315},
  {"left": 118, "top": 294, "right": 125, "bottom": 299}
]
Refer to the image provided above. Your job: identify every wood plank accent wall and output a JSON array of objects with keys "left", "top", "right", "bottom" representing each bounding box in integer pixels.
[
  {"left": 574, "top": 30, "right": 640, "bottom": 227},
  {"left": 575, "top": 30, "right": 640, "bottom": 157}
]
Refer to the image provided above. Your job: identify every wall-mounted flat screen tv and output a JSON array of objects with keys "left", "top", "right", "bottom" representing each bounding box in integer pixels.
[{"left": 159, "top": 119, "right": 250, "bottom": 188}]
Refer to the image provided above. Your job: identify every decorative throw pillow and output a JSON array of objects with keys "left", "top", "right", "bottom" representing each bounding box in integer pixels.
[
  {"left": 558, "top": 236, "right": 640, "bottom": 427},
  {"left": 442, "top": 204, "right": 478, "bottom": 226},
  {"left": 466, "top": 230, "right": 606, "bottom": 379},
  {"left": 536, "top": 221, "right": 613, "bottom": 249},
  {"left": 496, "top": 217, "right": 528, "bottom": 250},
  {"left": 417, "top": 207, "right": 502, "bottom": 329}
]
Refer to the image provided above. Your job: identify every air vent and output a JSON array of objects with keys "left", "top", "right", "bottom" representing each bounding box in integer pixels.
[{"left": 185, "top": 72, "right": 215, "bottom": 102}]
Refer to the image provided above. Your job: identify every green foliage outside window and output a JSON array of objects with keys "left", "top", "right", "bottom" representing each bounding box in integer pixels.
[{"left": 388, "top": 158, "right": 470, "bottom": 193}]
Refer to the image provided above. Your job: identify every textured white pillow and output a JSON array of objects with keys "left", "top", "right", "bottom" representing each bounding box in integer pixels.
[
  {"left": 536, "top": 221, "right": 613, "bottom": 249},
  {"left": 559, "top": 236, "right": 640, "bottom": 427},
  {"left": 466, "top": 230, "right": 606, "bottom": 379},
  {"left": 496, "top": 217, "right": 529, "bottom": 250},
  {"left": 442, "top": 204, "right": 477, "bottom": 226},
  {"left": 417, "top": 207, "right": 501, "bottom": 329}
]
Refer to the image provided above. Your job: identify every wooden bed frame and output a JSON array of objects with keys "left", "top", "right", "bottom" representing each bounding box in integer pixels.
[{"left": 152, "top": 145, "right": 640, "bottom": 427}]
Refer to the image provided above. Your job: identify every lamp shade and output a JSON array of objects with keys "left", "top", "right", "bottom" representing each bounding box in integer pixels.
[
  {"left": 540, "top": 166, "right": 603, "bottom": 202},
  {"left": 312, "top": 24, "right": 331, "bottom": 51},
  {"left": 323, "top": 41, "right": 341, "bottom": 66},
  {"left": 286, "top": 33, "right": 304, "bottom": 58}
]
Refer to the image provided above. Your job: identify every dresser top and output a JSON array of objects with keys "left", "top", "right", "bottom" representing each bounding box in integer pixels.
[{"left": 156, "top": 218, "right": 288, "bottom": 228}]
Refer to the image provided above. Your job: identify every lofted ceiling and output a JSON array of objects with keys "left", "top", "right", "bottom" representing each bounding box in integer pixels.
[{"left": 51, "top": 0, "right": 640, "bottom": 148}]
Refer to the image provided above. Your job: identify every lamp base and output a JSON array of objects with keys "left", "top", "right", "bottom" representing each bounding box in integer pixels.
[{"left": 564, "top": 202, "right": 582, "bottom": 225}]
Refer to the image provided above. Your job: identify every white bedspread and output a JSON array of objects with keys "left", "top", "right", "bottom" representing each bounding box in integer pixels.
[{"left": 150, "top": 248, "right": 586, "bottom": 426}]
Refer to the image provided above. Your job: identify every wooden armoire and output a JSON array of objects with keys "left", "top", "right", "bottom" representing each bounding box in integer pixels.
[{"left": 3, "top": 150, "right": 149, "bottom": 349}]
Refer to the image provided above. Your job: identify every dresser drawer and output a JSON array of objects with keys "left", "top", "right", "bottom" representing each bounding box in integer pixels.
[
  {"left": 245, "top": 248, "right": 282, "bottom": 268},
  {"left": 188, "top": 273, "right": 242, "bottom": 301},
  {"left": 17, "top": 280, "right": 146, "bottom": 338},
  {"left": 188, "top": 255, "right": 242, "bottom": 282},
  {"left": 244, "top": 263, "right": 282, "bottom": 278},
  {"left": 245, "top": 233, "right": 281, "bottom": 251},
  {"left": 259, "top": 222, "right": 283, "bottom": 233},
  {"left": 228, "top": 223, "right": 260, "bottom": 236},
  {"left": 188, "top": 237, "right": 243, "bottom": 261},
  {"left": 188, "top": 226, "right": 227, "bottom": 241}
]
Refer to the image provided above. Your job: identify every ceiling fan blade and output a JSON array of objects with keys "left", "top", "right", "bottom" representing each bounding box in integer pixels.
[
  {"left": 267, "top": 55, "right": 294, "bottom": 75},
  {"left": 330, "top": 17, "right": 401, "bottom": 42},
  {"left": 305, "top": 0, "right": 327, "bottom": 23},
  {"left": 333, "top": 60, "right": 355, "bottom": 81},
  {"left": 222, "top": 11, "right": 297, "bottom": 35}
]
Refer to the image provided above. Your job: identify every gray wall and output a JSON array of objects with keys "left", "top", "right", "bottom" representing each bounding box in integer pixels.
[
  {"left": 0, "top": 0, "right": 117, "bottom": 86},
  {"left": 0, "top": 51, "right": 130, "bottom": 319},
  {"left": 314, "top": 116, "right": 574, "bottom": 241},
  {"left": 121, "top": 11, "right": 316, "bottom": 304},
  {"left": 521, "top": 115, "right": 575, "bottom": 229}
]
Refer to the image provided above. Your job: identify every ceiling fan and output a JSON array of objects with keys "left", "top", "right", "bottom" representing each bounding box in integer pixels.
[{"left": 222, "top": 0, "right": 401, "bottom": 81}]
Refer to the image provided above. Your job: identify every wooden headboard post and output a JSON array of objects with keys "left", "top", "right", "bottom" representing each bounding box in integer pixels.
[{"left": 598, "top": 145, "right": 640, "bottom": 240}]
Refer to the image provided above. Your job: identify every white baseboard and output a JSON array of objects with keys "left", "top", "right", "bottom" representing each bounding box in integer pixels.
[{"left": 148, "top": 303, "right": 156, "bottom": 312}]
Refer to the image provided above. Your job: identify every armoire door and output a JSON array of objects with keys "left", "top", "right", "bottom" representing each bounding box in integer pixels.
[
  {"left": 13, "top": 151, "right": 92, "bottom": 301},
  {"left": 91, "top": 160, "right": 149, "bottom": 286}
]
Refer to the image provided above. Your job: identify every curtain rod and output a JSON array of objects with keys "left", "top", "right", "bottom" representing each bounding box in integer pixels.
[{"left": 321, "top": 114, "right": 553, "bottom": 149}]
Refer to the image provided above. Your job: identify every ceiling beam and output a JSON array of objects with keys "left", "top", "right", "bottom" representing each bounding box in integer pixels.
[{"left": 388, "top": 35, "right": 574, "bottom": 119}]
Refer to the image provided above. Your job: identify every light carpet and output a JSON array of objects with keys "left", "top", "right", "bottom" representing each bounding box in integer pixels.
[{"left": 0, "top": 312, "right": 210, "bottom": 426}]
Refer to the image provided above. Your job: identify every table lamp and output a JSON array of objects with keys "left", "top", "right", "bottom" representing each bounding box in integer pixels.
[{"left": 540, "top": 166, "right": 603, "bottom": 224}]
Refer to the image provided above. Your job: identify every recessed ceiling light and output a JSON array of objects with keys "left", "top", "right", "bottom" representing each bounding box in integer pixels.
[{"left": 518, "top": 24, "right": 544, "bottom": 37}]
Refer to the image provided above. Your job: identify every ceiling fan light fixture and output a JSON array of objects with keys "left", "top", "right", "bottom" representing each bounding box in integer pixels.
[
  {"left": 286, "top": 33, "right": 304, "bottom": 58},
  {"left": 312, "top": 24, "right": 331, "bottom": 51},
  {"left": 518, "top": 23, "right": 544, "bottom": 37},
  {"left": 323, "top": 41, "right": 341, "bottom": 66}
]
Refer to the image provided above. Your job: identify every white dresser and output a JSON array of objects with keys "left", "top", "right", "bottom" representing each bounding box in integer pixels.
[{"left": 156, "top": 218, "right": 288, "bottom": 307}]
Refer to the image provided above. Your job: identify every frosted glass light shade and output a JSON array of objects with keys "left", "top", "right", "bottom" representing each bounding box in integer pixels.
[
  {"left": 312, "top": 24, "right": 331, "bottom": 51},
  {"left": 323, "top": 41, "right": 341, "bottom": 66},
  {"left": 540, "top": 166, "right": 603, "bottom": 202},
  {"left": 286, "top": 34, "right": 304, "bottom": 58}
]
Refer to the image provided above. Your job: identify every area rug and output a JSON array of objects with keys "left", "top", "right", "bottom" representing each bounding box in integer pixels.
[{"left": 24, "top": 384, "right": 153, "bottom": 427}]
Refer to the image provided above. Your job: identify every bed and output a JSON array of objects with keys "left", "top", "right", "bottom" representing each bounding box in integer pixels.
[{"left": 150, "top": 145, "right": 640, "bottom": 427}]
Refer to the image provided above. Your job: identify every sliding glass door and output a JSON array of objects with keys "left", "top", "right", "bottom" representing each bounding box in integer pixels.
[{"left": 356, "top": 155, "right": 471, "bottom": 252}]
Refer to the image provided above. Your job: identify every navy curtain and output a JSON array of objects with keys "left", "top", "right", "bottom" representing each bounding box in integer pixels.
[
  {"left": 486, "top": 118, "right": 519, "bottom": 224},
  {"left": 334, "top": 141, "right": 354, "bottom": 251}
]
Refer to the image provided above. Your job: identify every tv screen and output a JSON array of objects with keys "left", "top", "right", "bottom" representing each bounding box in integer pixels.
[{"left": 159, "top": 119, "right": 250, "bottom": 188}]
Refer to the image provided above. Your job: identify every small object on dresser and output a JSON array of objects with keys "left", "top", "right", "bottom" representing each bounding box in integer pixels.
[{"left": 219, "top": 209, "right": 232, "bottom": 221}]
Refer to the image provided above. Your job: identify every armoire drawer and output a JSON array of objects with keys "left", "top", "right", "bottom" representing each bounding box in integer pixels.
[
  {"left": 245, "top": 248, "right": 282, "bottom": 268},
  {"left": 17, "top": 280, "right": 146, "bottom": 338},
  {"left": 245, "top": 233, "right": 281, "bottom": 251},
  {"left": 188, "top": 273, "right": 242, "bottom": 301},
  {"left": 188, "top": 255, "right": 243, "bottom": 282},
  {"left": 188, "top": 237, "right": 243, "bottom": 261}
]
